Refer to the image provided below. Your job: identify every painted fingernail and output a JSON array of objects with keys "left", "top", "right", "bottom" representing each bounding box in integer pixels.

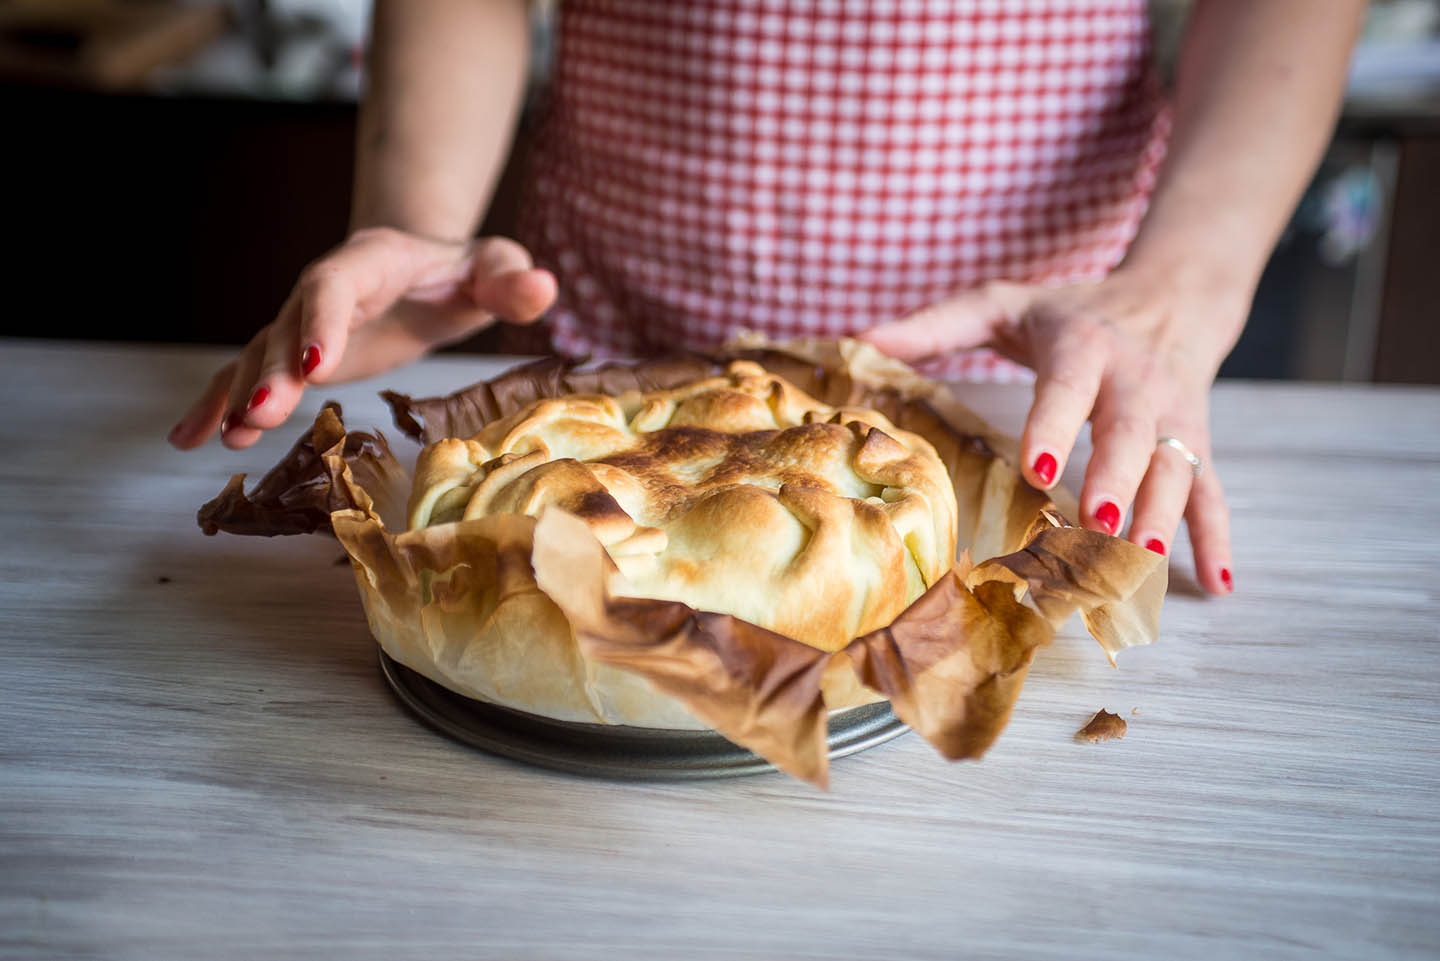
[
  {"left": 247, "top": 386, "right": 270, "bottom": 412},
  {"left": 220, "top": 411, "right": 237, "bottom": 434},
  {"left": 301, "top": 343, "right": 322, "bottom": 376},
  {"left": 1094, "top": 500, "right": 1121, "bottom": 535},
  {"left": 1032, "top": 452, "right": 1057, "bottom": 487},
  {"left": 1220, "top": 567, "right": 1234, "bottom": 593},
  {"left": 1144, "top": 538, "right": 1166, "bottom": 555}
]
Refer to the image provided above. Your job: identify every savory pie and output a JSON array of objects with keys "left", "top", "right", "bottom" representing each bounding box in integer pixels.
[{"left": 407, "top": 360, "right": 959, "bottom": 653}]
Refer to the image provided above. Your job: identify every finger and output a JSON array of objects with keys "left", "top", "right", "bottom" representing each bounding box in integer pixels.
[
  {"left": 243, "top": 295, "right": 308, "bottom": 431},
  {"left": 220, "top": 336, "right": 267, "bottom": 450},
  {"left": 295, "top": 228, "right": 463, "bottom": 384},
  {"left": 462, "top": 237, "right": 555, "bottom": 322},
  {"left": 1185, "top": 465, "right": 1234, "bottom": 595},
  {"left": 857, "top": 282, "right": 1029, "bottom": 362},
  {"left": 1078, "top": 385, "right": 1159, "bottom": 536},
  {"left": 406, "top": 235, "right": 535, "bottom": 301},
  {"left": 294, "top": 261, "right": 360, "bottom": 385},
  {"left": 1018, "top": 329, "right": 1106, "bottom": 492},
  {"left": 167, "top": 362, "right": 236, "bottom": 450},
  {"left": 469, "top": 235, "right": 536, "bottom": 278},
  {"left": 474, "top": 267, "right": 558, "bottom": 324},
  {"left": 1127, "top": 435, "right": 1200, "bottom": 556}
]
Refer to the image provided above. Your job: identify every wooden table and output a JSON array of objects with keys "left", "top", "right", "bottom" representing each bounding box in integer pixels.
[{"left": 2, "top": 340, "right": 1437, "bottom": 961}]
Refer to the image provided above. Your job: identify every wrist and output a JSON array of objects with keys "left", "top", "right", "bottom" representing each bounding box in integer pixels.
[
  {"left": 346, "top": 222, "right": 471, "bottom": 250},
  {"left": 348, "top": 194, "right": 479, "bottom": 244},
  {"left": 1122, "top": 218, "right": 1265, "bottom": 298}
]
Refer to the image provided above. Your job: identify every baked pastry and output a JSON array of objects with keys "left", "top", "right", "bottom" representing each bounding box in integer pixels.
[
  {"left": 197, "top": 343, "right": 1167, "bottom": 781},
  {"left": 407, "top": 360, "right": 959, "bottom": 653}
]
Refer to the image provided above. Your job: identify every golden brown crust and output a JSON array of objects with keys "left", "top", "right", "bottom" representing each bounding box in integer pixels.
[
  {"left": 1075, "top": 709, "right": 1128, "bottom": 744},
  {"left": 407, "top": 361, "right": 959, "bottom": 653},
  {"left": 197, "top": 341, "right": 1168, "bottom": 783}
]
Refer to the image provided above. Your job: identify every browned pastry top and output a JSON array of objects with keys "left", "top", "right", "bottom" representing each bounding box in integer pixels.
[{"left": 408, "top": 360, "right": 959, "bottom": 651}]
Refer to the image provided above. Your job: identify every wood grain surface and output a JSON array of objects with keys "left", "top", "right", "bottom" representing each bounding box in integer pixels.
[{"left": 1, "top": 340, "right": 1437, "bottom": 961}]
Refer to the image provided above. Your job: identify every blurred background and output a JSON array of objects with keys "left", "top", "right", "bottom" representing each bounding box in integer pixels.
[{"left": 2, "top": 0, "right": 1437, "bottom": 382}]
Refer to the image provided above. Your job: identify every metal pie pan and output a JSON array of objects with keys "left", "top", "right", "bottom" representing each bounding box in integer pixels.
[{"left": 379, "top": 650, "right": 910, "bottom": 780}]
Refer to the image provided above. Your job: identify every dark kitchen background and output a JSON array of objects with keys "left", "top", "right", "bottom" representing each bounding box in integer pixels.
[{"left": 3, "top": 0, "right": 1438, "bottom": 382}]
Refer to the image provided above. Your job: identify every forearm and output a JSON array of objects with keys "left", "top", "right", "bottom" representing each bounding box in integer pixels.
[
  {"left": 1121, "top": 0, "right": 1366, "bottom": 358},
  {"left": 351, "top": 0, "right": 531, "bottom": 241}
]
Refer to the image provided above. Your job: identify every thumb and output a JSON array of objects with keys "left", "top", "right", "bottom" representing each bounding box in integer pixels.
[
  {"left": 465, "top": 237, "right": 557, "bottom": 324},
  {"left": 858, "top": 281, "right": 1030, "bottom": 362},
  {"left": 473, "top": 268, "right": 558, "bottom": 325}
]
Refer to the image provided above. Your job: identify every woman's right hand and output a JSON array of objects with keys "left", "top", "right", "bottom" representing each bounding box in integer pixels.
[{"left": 167, "top": 227, "right": 557, "bottom": 451}]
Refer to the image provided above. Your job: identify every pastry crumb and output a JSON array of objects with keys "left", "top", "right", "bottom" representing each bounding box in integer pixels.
[{"left": 1076, "top": 709, "right": 1127, "bottom": 744}]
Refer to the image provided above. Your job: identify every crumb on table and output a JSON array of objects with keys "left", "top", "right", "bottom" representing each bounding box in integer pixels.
[{"left": 1076, "top": 709, "right": 1127, "bottom": 744}]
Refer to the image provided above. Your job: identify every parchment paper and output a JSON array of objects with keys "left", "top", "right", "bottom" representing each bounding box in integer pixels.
[{"left": 198, "top": 340, "right": 1166, "bottom": 786}]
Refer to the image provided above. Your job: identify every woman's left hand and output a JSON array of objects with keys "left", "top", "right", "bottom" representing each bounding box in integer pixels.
[{"left": 859, "top": 267, "right": 1242, "bottom": 595}]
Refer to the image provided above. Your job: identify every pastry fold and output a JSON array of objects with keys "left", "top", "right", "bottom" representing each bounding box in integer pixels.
[{"left": 199, "top": 340, "right": 1165, "bottom": 787}]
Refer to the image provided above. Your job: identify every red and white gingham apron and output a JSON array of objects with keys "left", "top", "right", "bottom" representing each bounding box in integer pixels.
[{"left": 517, "top": 0, "right": 1171, "bottom": 382}]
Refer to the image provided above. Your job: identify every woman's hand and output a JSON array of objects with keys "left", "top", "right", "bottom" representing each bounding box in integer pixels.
[
  {"left": 859, "top": 267, "right": 1242, "bottom": 595},
  {"left": 856, "top": 0, "right": 1363, "bottom": 597},
  {"left": 167, "top": 227, "right": 556, "bottom": 451}
]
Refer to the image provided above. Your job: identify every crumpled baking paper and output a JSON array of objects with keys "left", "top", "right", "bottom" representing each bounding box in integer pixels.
[{"left": 198, "top": 339, "right": 1165, "bottom": 787}]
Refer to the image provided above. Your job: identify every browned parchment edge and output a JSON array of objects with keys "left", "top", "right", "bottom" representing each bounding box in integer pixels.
[{"left": 198, "top": 344, "right": 1165, "bottom": 786}]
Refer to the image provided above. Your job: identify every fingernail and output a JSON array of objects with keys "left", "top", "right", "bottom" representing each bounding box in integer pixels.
[
  {"left": 1032, "top": 452, "right": 1057, "bottom": 487},
  {"left": 220, "top": 412, "right": 237, "bottom": 434},
  {"left": 1094, "top": 500, "right": 1121, "bottom": 535},
  {"left": 1220, "top": 567, "right": 1234, "bottom": 593},
  {"left": 1144, "top": 538, "right": 1166, "bottom": 555},
  {"left": 301, "top": 343, "right": 322, "bottom": 376},
  {"left": 247, "top": 386, "right": 270, "bottom": 412}
]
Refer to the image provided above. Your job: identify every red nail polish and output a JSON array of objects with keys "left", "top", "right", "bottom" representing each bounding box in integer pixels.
[
  {"left": 247, "top": 386, "right": 270, "bottom": 412},
  {"left": 1094, "top": 500, "right": 1121, "bottom": 535},
  {"left": 301, "top": 344, "right": 322, "bottom": 376},
  {"left": 1220, "top": 567, "right": 1234, "bottom": 592},
  {"left": 221, "top": 412, "right": 237, "bottom": 434},
  {"left": 1145, "top": 538, "right": 1166, "bottom": 555},
  {"left": 1032, "top": 452, "right": 1057, "bottom": 486}
]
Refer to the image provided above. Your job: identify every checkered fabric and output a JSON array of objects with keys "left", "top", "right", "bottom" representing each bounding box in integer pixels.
[{"left": 517, "top": 0, "right": 1171, "bottom": 382}]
